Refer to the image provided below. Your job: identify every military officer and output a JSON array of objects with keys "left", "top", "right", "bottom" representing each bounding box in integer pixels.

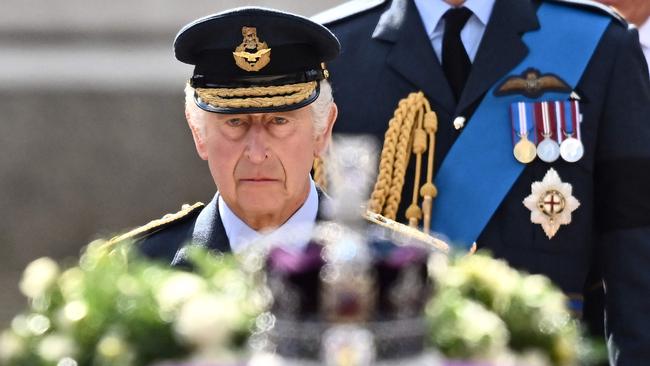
[
  {"left": 314, "top": 0, "right": 650, "bottom": 364},
  {"left": 111, "top": 7, "right": 339, "bottom": 265}
]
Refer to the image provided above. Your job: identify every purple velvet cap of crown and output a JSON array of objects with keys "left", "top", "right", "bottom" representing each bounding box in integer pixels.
[{"left": 267, "top": 241, "right": 324, "bottom": 274}]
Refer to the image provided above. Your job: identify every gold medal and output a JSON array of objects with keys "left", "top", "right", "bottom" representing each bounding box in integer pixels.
[{"left": 513, "top": 135, "right": 537, "bottom": 163}]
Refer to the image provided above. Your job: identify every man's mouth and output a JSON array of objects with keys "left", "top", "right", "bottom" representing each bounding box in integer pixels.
[{"left": 240, "top": 177, "right": 279, "bottom": 182}]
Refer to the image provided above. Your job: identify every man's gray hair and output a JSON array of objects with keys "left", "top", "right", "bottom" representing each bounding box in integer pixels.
[{"left": 184, "top": 81, "right": 334, "bottom": 136}]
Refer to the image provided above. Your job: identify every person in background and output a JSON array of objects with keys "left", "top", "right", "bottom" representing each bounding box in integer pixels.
[{"left": 313, "top": 0, "right": 650, "bottom": 364}]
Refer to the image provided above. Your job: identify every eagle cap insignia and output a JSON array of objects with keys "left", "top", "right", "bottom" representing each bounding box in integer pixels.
[
  {"left": 496, "top": 68, "right": 571, "bottom": 98},
  {"left": 523, "top": 168, "right": 580, "bottom": 239},
  {"left": 232, "top": 26, "right": 271, "bottom": 72}
]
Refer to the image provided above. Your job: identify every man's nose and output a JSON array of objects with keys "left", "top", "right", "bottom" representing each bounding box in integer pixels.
[{"left": 244, "top": 125, "right": 269, "bottom": 163}]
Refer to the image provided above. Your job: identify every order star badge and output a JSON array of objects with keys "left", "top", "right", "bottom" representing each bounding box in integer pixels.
[{"left": 523, "top": 168, "right": 580, "bottom": 239}]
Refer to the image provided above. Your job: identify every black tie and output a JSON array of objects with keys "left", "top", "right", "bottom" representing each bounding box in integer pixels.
[{"left": 442, "top": 7, "right": 473, "bottom": 101}]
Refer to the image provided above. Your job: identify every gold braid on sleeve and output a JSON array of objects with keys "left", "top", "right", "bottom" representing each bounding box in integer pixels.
[{"left": 368, "top": 92, "right": 438, "bottom": 230}]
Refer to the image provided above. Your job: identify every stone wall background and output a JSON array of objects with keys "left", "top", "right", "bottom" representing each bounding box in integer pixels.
[{"left": 0, "top": 0, "right": 344, "bottom": 326}]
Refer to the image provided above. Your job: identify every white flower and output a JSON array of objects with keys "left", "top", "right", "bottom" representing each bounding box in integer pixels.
[
  {"left": 37, "top": 333, "right": 77, "bottom": 362},
  {"left": 457, "top": 301, "right": 509, "bottom": 356},
  {"left": 174, "top": 294, "right": 240, "bottom": 350},
  {"left": 156, "top": 272, "right": 207, "bottom": 313},
  {"left": 63, "top": 300, "right": 88, "bottom": 323},
  {"left": 0, "top": 331, "right": 25, "bottom": 362},
  {"left": 57, "top": 268, "right": 84, "bottom": 300},
  {"left": 97, "top": 333, "right": 127, "bottom": 359},
  {"left": 27, "top": 314, "right": 51, "bottom": 336},
  {"left": 19, "top": 257, "right": 60, "bottom": 298}
]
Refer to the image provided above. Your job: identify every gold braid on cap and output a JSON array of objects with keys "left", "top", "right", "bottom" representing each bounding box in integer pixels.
[
  {"left": 196, "top": 81, "right": 317, "bottom": 109},
  {"left": 368, "top": 92, "right": 438, "bottom": 232}
]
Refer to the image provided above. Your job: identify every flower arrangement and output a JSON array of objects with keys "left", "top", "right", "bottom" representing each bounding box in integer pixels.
[
  {"left": 0, "top": 240, "right": 268, "bottom": 366},
  {"left": 426, "top": 252, "right": 603, "bottom": 366},
  {"left": 1, "top": 238, "right": 603, "bottom": 366}
]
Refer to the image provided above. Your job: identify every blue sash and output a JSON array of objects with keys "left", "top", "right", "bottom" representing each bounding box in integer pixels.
[{"left": 429, "top": 3, "right": 611, "bottom": 249}]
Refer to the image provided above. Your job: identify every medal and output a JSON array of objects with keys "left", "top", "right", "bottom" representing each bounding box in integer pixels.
[
  {"left": 560, "top": 137, "right": 584, "bottom": 163},
  {"left": 511, "top": 102, "right": 537, "bottom": 164},
  {"left": 514, "top": 136, "right": 537, "bottom": 164},
  {"left": 556, "top": 100, "right": 584, "bottom": 162},
  {"left": 536, "top": 102, "right": 560, "bottom": 162},
  {"left": 523, "top": 168, "right": 580, "bottom": 239}
]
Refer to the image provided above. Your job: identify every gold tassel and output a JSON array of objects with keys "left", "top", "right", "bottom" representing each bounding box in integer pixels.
[
  {"left": 313, "top": 156, "right": 327, "bottom": 191},
  {"left": 368, "top": 92, "right": 439, "bottom": 232}
]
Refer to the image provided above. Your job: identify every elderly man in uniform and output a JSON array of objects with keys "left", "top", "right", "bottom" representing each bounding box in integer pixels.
[
  {"left": 314, "top": 0, "right": 650, "bottom": 365},
  {"left": 111, "top": 8, "right": 339, "bottom": 264}
]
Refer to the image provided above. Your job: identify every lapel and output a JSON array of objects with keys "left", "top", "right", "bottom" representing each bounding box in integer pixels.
[
  {"left": 171, "top": 193, "right": 230, "bottom": 267},
  {"left": 456, "top": 0, "right": 539, "bottom": 114},
  {"left": 373, "top": 0, "right": 456, "bottom": 114},
  {"left": 315, "top": 186, "right": 331, "bottom": 222},
  {"left": 372, "top": 0, "right": 540, "bottom": 116}
]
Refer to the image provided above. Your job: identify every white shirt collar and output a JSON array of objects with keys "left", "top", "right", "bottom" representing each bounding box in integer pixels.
[
  {"left": 639, "top": 18, "right": 650, "bottom": 51},
  {"left": 218, "top": 178, "right": 319, "bottom": 254},
  {"left": 639, "top": 20, "right": 650, "bottom": 78},
  {"left": 414, "top": 0, "right": 496, "bottom": 39},
  {"left": 639, "top": 20, "right": 650, "bottom": 50}
]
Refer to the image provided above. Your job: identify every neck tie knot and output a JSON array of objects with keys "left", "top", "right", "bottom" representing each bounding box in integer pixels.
[
  {"left": 444, "top": 7, "right": 473, "bottom": 32},
  {"left": 442, "top": 6, "right": 473, "bottom": 101}
]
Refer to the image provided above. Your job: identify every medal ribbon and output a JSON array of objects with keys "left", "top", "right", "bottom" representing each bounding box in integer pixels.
[
  {"left": 554, "top": 101, "right": 565, "bottom": 144},
  {"left": 560, "top": 100, "right": 582, "bottom": 139},
  {"left": 540, "top": 102, "right": 553, "bottom": 138},
  {"left": 511, "top": 102, "right": 536, "bottom": 143},
  {"left": 572, "top": 100, "right": 582, "bottom": 140},
  {"left": 563, "top": 100, "right": 575, "bottom": 137},
  {"left": 429, "top": 3, "right": 610, "bottom": 249}
]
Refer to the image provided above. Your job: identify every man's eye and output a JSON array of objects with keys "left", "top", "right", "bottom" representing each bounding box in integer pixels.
[
  {"left": 272, "top": 117, "right": 288, "bottom": 125},
  {"left": 226, "top": 118, "right": 243, "bottom": 127}
]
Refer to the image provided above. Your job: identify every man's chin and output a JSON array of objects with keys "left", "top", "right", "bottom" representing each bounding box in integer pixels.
[{"left": 236, "top": 187, "right": 286, "bottom": 212}]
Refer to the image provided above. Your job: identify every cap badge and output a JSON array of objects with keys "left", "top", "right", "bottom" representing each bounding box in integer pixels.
[
  {"left": 232, "top": 26, "right": 271, "bottom": 72},
  {"left": 523, "top": 168, "right": 580, "bottom": 239}
]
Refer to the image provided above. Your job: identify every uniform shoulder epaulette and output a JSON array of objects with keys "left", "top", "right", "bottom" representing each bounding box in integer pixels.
[
  {"left": 311, "top": 0, "right": 387, "bottom": 25},
  {"left": 546, "top": 0, "right": 625, "bottom": 24},
  {"left": 108, "top": 202, "right": 205, "bottom": 245}
]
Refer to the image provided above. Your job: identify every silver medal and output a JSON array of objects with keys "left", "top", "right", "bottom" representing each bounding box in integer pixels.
[
  {"left": 559, "top": 137, "right": 584, "bottom": 162},
  {"left": 537, "top": 137, "right": 560, "bottom": 162}
]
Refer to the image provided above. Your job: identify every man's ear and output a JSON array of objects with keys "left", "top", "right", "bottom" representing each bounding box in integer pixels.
[
  {"left": 314, "top": 102, "right": 338, "bottom": 157},
  {"left": 185, "top": 106, "right": 209, "bottom": 161}
]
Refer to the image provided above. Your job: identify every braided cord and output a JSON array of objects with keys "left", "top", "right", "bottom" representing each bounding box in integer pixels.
[
  {"left": 196, "top": 82, "right": 316, "bottom": 109},
  {"left": 312, "top": 156, "right": 327, "bottom": 191},
  {"left": 369, "top": 92, "right": 439, "bottom": 229},
  {"left": 368, "top": 97, "right": 409, "bottom": 214}
]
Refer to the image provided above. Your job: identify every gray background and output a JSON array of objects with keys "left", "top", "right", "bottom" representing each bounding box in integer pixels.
[{"left": 0, "top": 0, "right": 345, "bottom": 326}]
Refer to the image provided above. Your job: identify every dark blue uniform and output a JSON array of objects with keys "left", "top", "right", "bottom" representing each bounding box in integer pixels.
[
  {"left": 316, "top": 0, "right": 650, "bottom": 364},
  {"left": 114, "top": 189, "right": 331, "bottom": 267}
]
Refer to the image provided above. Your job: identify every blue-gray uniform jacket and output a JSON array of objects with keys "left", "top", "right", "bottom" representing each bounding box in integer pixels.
[{"left": 316, "top": 0, "right": 650, "bottom": 364}]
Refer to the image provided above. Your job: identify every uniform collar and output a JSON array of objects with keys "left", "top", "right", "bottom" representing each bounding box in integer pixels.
[
  {"left": 639, "top": 20, "right": 650, "bottom": 49},
  {"left": 414, "top": 0, "right": 496, "bottom": 39},
  {"left": 218, "top": 177, "right": 319, "bottom": 253}
]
